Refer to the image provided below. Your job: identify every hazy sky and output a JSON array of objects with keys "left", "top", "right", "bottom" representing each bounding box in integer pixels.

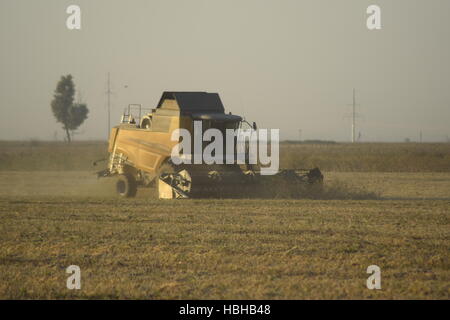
[{"left": 1, "top": 0, "right": 449, "bottom": 142}]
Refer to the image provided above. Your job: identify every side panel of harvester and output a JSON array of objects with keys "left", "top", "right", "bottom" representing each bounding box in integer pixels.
[{"left": 107, "top": 117, "right": 181, "bottom": 178}]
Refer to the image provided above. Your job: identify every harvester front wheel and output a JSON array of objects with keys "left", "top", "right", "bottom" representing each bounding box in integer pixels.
[{"left": 116, "top": 174, "right": 137, "bottom": 198}]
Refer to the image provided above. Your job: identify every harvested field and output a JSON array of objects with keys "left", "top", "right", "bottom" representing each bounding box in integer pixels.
[{"left": 0, "top": 142, "right": 449, "bottom": 299}]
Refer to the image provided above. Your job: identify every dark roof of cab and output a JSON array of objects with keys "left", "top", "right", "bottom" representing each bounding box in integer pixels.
[{"left": 157, "top": 92, "right": 225, "bottom": 113}]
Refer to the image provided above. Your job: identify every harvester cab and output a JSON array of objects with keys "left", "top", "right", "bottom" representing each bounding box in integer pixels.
[{"left": 97, "top": 91, "right": 323, "bottom": 199}]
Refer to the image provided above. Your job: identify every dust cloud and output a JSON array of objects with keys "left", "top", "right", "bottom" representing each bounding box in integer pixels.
[{"left": 0, "top": 171, "right": 379, "bottom": 200}]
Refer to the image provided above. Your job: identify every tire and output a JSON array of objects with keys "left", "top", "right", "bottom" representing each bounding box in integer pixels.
[{"left": 116, "top": 174, "right": 137, "bottom": 198}]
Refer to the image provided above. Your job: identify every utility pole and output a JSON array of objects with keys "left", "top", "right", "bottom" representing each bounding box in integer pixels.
[
  {"left": 352, "top": 88, "right": 356, "bottom": 143},
  {"left": 345, "top": 88, "right": 361, "bottom": 143},
  {"left": 106, "top": 72, "right": 112, "bottom": 140}
]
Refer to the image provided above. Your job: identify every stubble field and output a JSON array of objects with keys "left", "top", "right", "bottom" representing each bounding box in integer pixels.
[{"left": 0, "top": 141, "right": 449, "bottom": 299}]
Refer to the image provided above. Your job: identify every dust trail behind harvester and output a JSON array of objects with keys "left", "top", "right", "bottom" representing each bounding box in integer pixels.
[
  {"left": 0, "top": 171, "right": 117, "bottom": 198},
  {"left": 0, "top": 171, "right": 379, "bottom": 200}
]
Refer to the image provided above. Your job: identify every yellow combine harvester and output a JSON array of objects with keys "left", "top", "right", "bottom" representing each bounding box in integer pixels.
[{"left": 96, "top": 92, "right": 323, "bottom": 199}]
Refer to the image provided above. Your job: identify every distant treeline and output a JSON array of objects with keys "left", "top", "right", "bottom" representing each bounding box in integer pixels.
[{"left": 282, "top": 140, "right": 337, "bottom": 144}]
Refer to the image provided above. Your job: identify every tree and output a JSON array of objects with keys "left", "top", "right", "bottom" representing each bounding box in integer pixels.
[{"left": 51, "top": 75, "right": 89, "bottom": 142}]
